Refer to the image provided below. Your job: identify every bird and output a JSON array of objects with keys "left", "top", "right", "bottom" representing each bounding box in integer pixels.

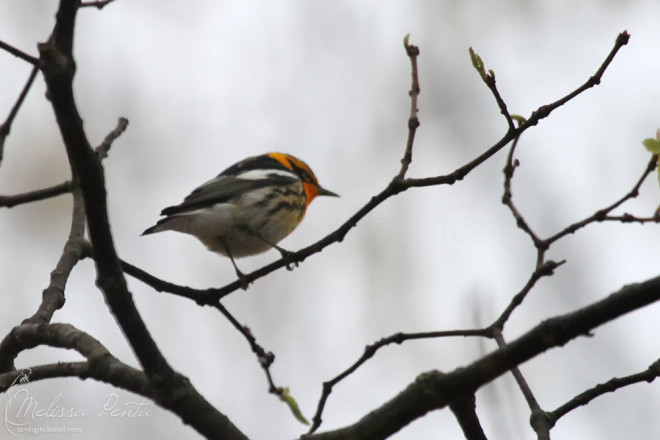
[{"left": 142, "top": 152, "right": 338, "bottom": 285}]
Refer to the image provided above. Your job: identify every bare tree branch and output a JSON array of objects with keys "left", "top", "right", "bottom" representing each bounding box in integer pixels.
[
  {"left": 501, "top": 131, "right": 545, "bottom": 254},
  {"left": 496, "top": 125, "right": 657, "bottom": 331},
  {"left": 0, "top": 361, "right": 150, "bottom": 399},
  {"left": 80, "top": 0, "right": 119, "bottom": 9},
  {"left": 0, "top": 64, "right": 39, "bottom": 164},
  {"left": 469, "top": 47, "right": 515, "bottom": 132},
  {"left": 603, "top": 214, "right": 660, "bottom": 223},
  {"left": 40, "top": 0, "right": 171, "bottom": 378},
  {"left": 0, "top": 39, "right": 40, "bottom": 65},
  {"left": 23, "top": 188, "right": 87, "bottom": 325},
  {"left": 96, "top": 117, "right": 129, "bottom": 159},
  {"left": 121, "top": 32, "right": 631, "bottom": 307},
  {"left": 448, "top": 393, "right": 488, "bottom": 440},
  {"left": 546, "top": 357, "right": 660, "bottom": 427},
  {"left": 544, "top": 155, "right": 657, "bottom": 244},
  {"left": 396, "top": 35, "right": 421, "bottom": 179},
  {"left": 405, "top": 31, "right": 630, "bottom": 190},
  {"left": 34, "top": 2, "right": 249, "bottom": 439},
  {"left": 0, "top": 181, "right": 74, "bottom": 208},
  {"left": 1, "top": 323, "right": 133, "bottom": 376},
  {"left": 492, "top": 328, "right": 550, "bottom": 440},
  {"left": 7, "top": 115, "right": 129, "bottom": 329},
  {"left": 308, "top": 328, "right": 490, "bottom": 434},
  {"left": 0, "top": 323, "right": 150, "bottom": 397},
  {"left": 0, "top": 363, "right": 88, "bottom": 390},
  {"left": 492, "top": 260, "right": 565, "bottom": 329},
  {"left": 306, "top": 274, "right": 660, "bottom": 440},
  {"left": 212, "top": 302, "right": 282, "bottom": 395}
]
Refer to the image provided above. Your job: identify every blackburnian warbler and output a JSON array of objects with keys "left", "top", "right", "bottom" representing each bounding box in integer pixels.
[{"left": 142, "top": 152, "right": 338, "bottom": 282}]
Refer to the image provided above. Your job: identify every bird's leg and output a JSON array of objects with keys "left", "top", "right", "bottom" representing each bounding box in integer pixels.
[
  {"left": 270, "top": 243, "right": 298, "bottom": 271},
  {"left": 220, "top": 238, "right": 249, "bottom": 289},
  {"left": 229, "top": 254, "right": 250, "bottom": 289},
  {"left": 236, "top": 226, "right": 298, "bottom": 271}
]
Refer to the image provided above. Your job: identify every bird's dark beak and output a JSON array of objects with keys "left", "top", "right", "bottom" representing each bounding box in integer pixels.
[{"left": 318, "top": 186, "right": 339, "bottom": 197}]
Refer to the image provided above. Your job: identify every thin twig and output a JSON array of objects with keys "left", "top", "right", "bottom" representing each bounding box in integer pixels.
[
  {"left": 469, "top": 47, "right": 515, "bottom": 131},
  {"left": 495, "top": 45, "right": 650, "bottom": 329},
  {"left": 526, "top": 31, "right": 630, "bottom": 124},
  {"left": 485, "top": 72, "right": 515, "bottom": 131},
  {"left": 492, "top": 328, "right": 551, "bottom": 440},
  {"left": 119, "top": 262, "right": 286, "bottom": 423},
  {"left": 546, "top": 357, "right": 660, "bottom": 426},
  {"left": 0, "top": 181, "right": 74, "bottom": 208},
  {"left": 397, "top": 35, "right": 421, "bottom": 179},
  {"left": 120, "top": 258, "right": 213, "bottom": 303},
  {"left": 0, "top": 39, "right": 40, "bottom": 65},
  {"left": 492, "top": 328, "right": 541, "bottom": 409},
  {"left": 603, "top": 214, "right": 660, "bottom": 223},
  {"left": 501, "top": 127, "right": 546, "bottom": 254},
  {"left": 213, "top": 302, "right": 279, "bottom": 393},
  {"left": 0, "top": 65, "right": 40, "bottom": 164},
  {"left": 405, "top": 31, "right": 631, "bottom": 190},
  {"left": 486, "top": 71, "right": 515, "bottom": 131},
  {"left": 308, "top": 327, "right": 491, "bottom": 434},
  {"left": 96, "top": 117, "right": 129, "bottom": 159},
  {"left": 80, "top": 0, "right": 118, "bottom": 9},
  {"left": 544, "top": 154, "right": 657, "bottom": 245},
  {"left": 492, "top": 260, "right": 565, "bottom": 330}
]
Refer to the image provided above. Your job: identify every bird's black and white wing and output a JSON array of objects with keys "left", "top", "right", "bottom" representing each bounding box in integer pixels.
[{"left": 161, "top": 171, "right": 298, "bottom": 216}]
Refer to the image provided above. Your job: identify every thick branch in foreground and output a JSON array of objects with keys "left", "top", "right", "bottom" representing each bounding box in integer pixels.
[
  {"left": 39, "top": 0, "right": 171, "bottom": 380},
  {"left": 448, "top": 394, "right": 488, "bottom": 440},
  {"left": 306, "top": 275, "right": 660, "bottom": 440},
  {"left": 24, "top": 188, "right": 87, "bottom": 325},
  {"left": 36, "top": 2, "right": 248, "bottom": 439},
  {"left": 0, "top": 323, "right": 149, "bottom": 396}
]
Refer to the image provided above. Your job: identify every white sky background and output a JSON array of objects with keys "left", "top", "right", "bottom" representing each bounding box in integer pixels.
[{"left": 1, "top": 1, "right": 660, "bottom": 439}]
